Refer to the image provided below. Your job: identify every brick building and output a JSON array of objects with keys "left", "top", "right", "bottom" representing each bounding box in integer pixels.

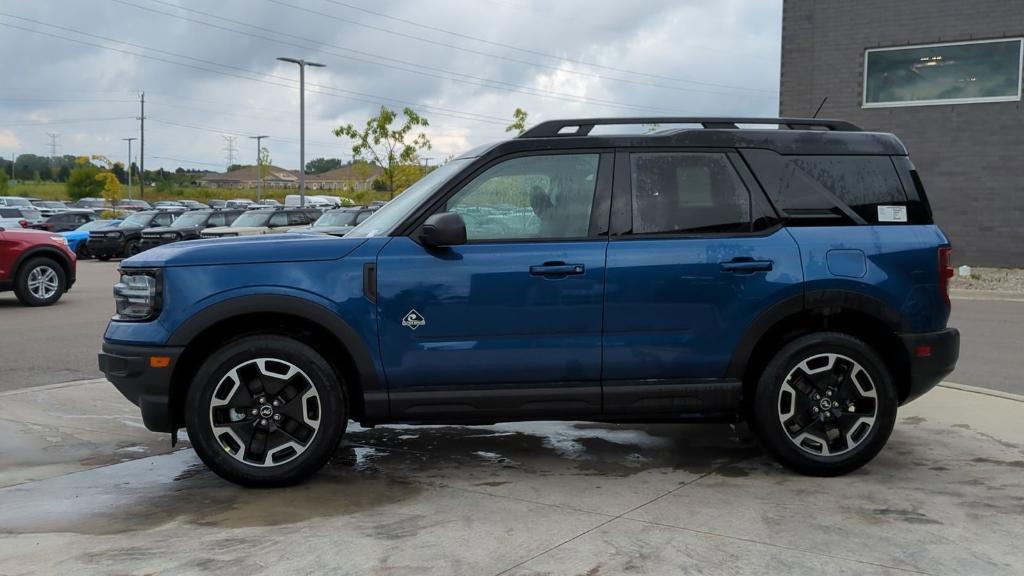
[{"left": 781, "top": 0, "right": 1024, "bottom": 266}]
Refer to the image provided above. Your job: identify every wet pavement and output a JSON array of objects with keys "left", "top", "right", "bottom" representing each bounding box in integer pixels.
[{"left": 0, "top": 381, "right": 1022, "bottom": 575}]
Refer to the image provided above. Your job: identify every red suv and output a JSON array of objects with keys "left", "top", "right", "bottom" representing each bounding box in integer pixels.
[{"left": 0, "top": 225, "right": 77, "bottom": 306}]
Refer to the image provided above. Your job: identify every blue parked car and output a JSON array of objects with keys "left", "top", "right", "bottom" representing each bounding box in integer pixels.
[
  {"left": 99, "top": 117, "right": 959, "bottom": 486},
  {"left": 62, "top": 219, "right": 121, "bottom": 259}
]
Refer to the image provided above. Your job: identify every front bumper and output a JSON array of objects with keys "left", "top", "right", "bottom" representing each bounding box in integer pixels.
[
  {"left": 86, "top": 237, "right": 125, "bottom": 258},
  {"left": 98, "top": 341, "right": 184, "bottom": 432},
  {"left": 898, "top": 327, "right": 960, "bottom": 404}
]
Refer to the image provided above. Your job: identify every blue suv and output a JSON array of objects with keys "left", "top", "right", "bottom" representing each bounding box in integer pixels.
[{"left": 98, "top": 118, "right": 959, "bottom": 486}]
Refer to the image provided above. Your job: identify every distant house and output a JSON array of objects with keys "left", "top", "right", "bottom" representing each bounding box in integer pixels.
[
  {"left": 197, "top": 163, "right": 383, "bottom": 191},
  {"left": 197, "top": 165, "right": 299, "bottom": 189},
  {"left": 307, "top": 164, "right": 383, "bottom": 191}
]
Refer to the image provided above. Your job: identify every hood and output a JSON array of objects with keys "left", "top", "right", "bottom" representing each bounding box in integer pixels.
[
  {"left": 143, "top": 225, "right": 198, "bottom": 236},
  {"left": 90, "top": 224, "right": 141, "bottom": 235},
  {"left": 303, "top": 225, "right": 354, "bottom": 236},
  {"left": 122, "top": 232, "right": 369, "bottom": 268},
  {"left": 202, "top": 226, "right": 267, "bottom": 236}
]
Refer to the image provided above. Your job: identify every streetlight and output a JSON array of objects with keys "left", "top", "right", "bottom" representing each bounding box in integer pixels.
[
  {"left": 122, "top": 137, "right": 136, "bottom": 200},
  {"left": 249, "top": 135, "right": 268, "bottom": 201},
  {"left": 277, "top": 57, "right": 325, "bottom": 207}
]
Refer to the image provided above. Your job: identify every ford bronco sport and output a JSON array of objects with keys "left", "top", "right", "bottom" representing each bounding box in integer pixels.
[{"left": 98, "top": 117, "right": 959, "bottom": 486}]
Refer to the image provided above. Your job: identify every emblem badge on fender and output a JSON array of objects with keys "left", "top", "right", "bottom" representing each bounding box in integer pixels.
[{"left": 402, "top": 309, "right": 426, "bottom": 330}]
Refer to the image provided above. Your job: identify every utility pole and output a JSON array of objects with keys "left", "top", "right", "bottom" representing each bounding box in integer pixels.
[
  {"left": 45, "top": 133, "right": 60, "bottom": 176},
  {"left": 277, "top": 57, "right": 325, "bottom": 207},
  {"left": 123, "top": 137, "right": 137, "bottom": 200},
  {"left": 222, "top": 136, "right": 238, "bottom": 170},
  {"left": 249, "top": 135, "right": 268, "bottom": 201},
  {"left": 138, "top": 92, "right": 145, "bottom": 199}
]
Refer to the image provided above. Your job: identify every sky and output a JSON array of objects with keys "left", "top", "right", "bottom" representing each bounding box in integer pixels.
[{"left": 0, "top": 0, "right": 782, "bottom": 172}]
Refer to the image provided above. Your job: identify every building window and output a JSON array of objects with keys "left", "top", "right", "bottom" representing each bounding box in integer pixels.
[{"left": 863, "top": 38, "right": 1023, "bottom": 107}]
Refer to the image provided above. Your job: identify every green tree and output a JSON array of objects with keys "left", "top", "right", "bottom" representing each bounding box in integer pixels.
[
  {"left": 0, "top": 167, "right": 8, "bottom": 192},
  {"left": 305, "top": 157, "right": 342, "bottom": 175},
  {"left": 506, "top": 107, "right": 529, "bottom": 135},
  {"left": 65, "top": 157, "right": 104, "bottom": 200},
  {"left": 334, "top": 106, "right": 431, "bottom": 199},
  {"left": 91, "top": 156, "right": 123, "bottom": 207}
]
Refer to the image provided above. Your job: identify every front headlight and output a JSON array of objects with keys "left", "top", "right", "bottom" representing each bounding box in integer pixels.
[
  {"left": 107, "top": 231, "right": 123, "bottom": 239},
  {"left": 113, "top": 271, "right": 162, "bottom": 321},
  {"left": 162, "top": 232, "right": 179, "bottom": 239},
  {"left": 50, "top": 236, "right": 68, "bottom": 246}
]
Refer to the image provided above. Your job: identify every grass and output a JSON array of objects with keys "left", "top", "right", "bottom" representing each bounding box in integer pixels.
[{"left": 7, "top": 181, "right": 396, "bottom": 205}]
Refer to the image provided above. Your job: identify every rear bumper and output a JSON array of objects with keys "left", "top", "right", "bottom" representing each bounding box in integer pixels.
[
  {"left": 898, "top": 327, "right": 960, "bottom": 404},
  {"left": 98, "top": 341, "right": 184, "bottom": 432}
]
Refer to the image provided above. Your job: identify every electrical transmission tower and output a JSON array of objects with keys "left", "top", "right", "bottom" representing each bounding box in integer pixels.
[
  {"left": 46, "top": 132, "right": 60, "bottom": 157},
  {"left": 222, "top": 136, "right": 238, "bottom": 170}
]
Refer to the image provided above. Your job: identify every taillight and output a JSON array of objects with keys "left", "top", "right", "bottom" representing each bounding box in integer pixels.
[{"left": 938, "top": 246, "right": 953, "bottom": 305}]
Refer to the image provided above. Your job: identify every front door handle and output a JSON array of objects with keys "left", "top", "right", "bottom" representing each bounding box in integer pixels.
[
  {"left": 720, "top": 259, "right": 773, "bottom": 273},
  {"left": 530, "top": 261, "right": 585, "bottom": 277}
]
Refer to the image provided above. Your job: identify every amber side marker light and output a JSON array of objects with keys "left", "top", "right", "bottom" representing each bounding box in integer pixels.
[{"left": 150, "top": 356, "right": 172, "bottom": 368}]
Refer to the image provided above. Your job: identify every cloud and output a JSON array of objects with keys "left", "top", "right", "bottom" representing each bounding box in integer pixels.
[
  {"left": 0, "top": 0, "right": 781, "bottom": 169},
  {"left": 0, "top": 129, "right": 22, "bottom": 151}
]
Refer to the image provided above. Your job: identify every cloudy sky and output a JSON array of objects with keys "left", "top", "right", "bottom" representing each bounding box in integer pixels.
[{"left": 0, "top": 0, "right": 782, "bottom": 172}]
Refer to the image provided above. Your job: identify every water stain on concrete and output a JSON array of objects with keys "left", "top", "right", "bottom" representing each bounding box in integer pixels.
[
  {"left": 872, "top": 507, "right": 943, "bottom": 525},
  {"left": 901, "top": 416, "right": 927, "bottom": 425},
  {"left": 971, "top": 457, "right": 1024, "bottom": 469}
]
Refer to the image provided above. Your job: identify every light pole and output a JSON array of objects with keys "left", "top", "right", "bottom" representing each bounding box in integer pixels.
[
  {"left": 122, "top": 137, "right": 137, "bottom": 200},
  {"left": 277, "top": 57, "right": 325, "bottom": 207},
  {"left": 249, "top": 135, "right": 268, "bottom": 201}
]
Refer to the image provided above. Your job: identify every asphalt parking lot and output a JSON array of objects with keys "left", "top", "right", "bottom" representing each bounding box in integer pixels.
[{"left": 1, "top": 259, "right": 1022, "bottom": 575}]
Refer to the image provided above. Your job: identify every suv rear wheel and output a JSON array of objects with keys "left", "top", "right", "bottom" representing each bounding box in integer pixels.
[
  {"left": 752, "top": 332, "right": 897, "bottom": 476},
  {"left": 14, "top": 257, "right": 67, "bottom": 306},
  {"left": 185, "top": 335, "right": 347, "bottom": 487}
]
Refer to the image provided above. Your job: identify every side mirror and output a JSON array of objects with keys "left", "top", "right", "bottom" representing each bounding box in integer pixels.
[{"left": 419, "top": 212, "right": 467, "bottom": 248}]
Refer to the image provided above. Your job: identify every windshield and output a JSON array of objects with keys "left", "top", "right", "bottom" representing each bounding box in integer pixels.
[
  {"left": 80, "top": 199, "right": 106, "bottom": 208},
  {"left": 231, "top": 211, "right": 272, "bottom": 227},
  {"left": 119, "top": 213, "right": 152, "bottom": 227},
  {"left": 39, "top": 201, "right": 66, "bottom": 208},
  {"left": 315, "top": 211, "right": 358, "bottom": 227},
  {"left": 347, "top": 158, "right": 471, "bottom": 237},
  {"left": 171, "top": 212, "right": 210, "bottom": 228},
  {"left": 4, "top": 197, "right": 32, "bottom": 207},
  {"left": 77, "top": 219, "right": 114, "bottom": 231}
]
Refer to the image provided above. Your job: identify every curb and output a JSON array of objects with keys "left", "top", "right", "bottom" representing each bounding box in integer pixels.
[{"left": 938, "top": 381, "right": 1024, "bottom": 403}]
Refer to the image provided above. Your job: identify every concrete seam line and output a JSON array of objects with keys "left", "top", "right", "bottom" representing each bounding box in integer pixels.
[
  {"left": 0, "top": 378, "right": 110, "bottom": 397},
  {"left": 617, "top": 517, "right": 934, "bottom": 575},
  {"left": 491, "top": 456, "right": 750, "bottom": 576},
  {"left": 937, "top": 382, "right": 1024, "bottom": 403},
  {"left": 950, "top": 295, "right": 1024, "bottom": 303}
]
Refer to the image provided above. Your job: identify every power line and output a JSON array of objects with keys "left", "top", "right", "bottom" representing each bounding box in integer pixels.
[
  {"left": 0, "top": 116, "right": 136, "bottom": 127},
  {"left": 150, "top": 155, "right": 224, "bottom": 168},
  {"left": 269, "top": 0, "right": 776, "bottom": 95},
  {"left": 120, "top": 0, "right": 730, "bottom": 113},
  {"left": 0, "top": 14, "right": 509, "bottom": 126}
]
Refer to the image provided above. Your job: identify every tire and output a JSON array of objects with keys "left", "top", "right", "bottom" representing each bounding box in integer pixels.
[
  {"left": 74, "top": 243, "right": 90, "bottom": 260},
  {"left": 124, "top": 239, "right": 141, "bottom": 257},
  {"left": 751, "top": 332, "right": 897, "bottom": 477},
  {"left": 13, "top": 257, "right": 67, "bottom": 306},
  {"left": 185, "top": 335, "right": 348, "bottom": 487},
  {"left": 97, "top": 255, "right": 111, "bottom": 261}
]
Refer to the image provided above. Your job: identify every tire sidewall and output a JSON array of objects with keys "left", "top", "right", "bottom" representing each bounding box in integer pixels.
[
  {"left": 14, "top": 257, "right": 66, "bottom": 306},
  {"left": 185, "top": 335, "right": 347, "bottom": 487},
  {"left": 124, "top": 239, "right": 140, "bottom": 257},
  {"left": 753, "top": 332, "right": 898, "bottom": 476}
]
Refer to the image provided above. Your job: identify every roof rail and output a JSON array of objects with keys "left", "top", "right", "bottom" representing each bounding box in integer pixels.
[{"left": 518, "top": 117, "right": 862, "bottom": 138}]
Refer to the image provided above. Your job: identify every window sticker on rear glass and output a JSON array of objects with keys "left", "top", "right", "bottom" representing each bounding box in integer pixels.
[{"left": 877, "top": 205, "right": 908, "bottom": 223}]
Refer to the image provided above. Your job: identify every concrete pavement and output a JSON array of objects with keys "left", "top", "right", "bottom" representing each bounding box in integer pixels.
[{"left": 0, "top": 379, "right": 1022, "bottom": 575}]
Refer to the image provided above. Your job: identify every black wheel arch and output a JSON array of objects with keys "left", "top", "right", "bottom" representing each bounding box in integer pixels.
[
  {"left": 729, "top": 290, "right": 911, "bottom": 407},
  {"left": 167, "top": 294, "right": 385, "bottom": 429},
  {"left": 13, "top": 246, "right": 73, "bottom": 288}
]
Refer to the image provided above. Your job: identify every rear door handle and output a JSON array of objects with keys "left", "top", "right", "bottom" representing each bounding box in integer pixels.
[
  {"left": 720, "top": 259, "right": 773, "bottom": 273},
  {"left": 530, "top": 262, "right": 585, "bottom": 277}
]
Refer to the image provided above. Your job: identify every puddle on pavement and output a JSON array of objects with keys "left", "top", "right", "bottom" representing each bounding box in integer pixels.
[{"left": 0, "top": 421, "right": 761, "bottom": 536}]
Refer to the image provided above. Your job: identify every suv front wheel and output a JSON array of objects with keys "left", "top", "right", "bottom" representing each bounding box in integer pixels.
[
  {"left": 185, "top": 335, "right": 347, "bottom": 487},
  {"left": 752, "top": 332, "right": 897, "bottom": 476},
  {"left": 14, "top": 257, "right": 67, "bottom": 306}
]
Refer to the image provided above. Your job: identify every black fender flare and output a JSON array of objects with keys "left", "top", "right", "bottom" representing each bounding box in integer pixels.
[
  {"left": 725, "top": 289, "right": 905, "bottom": 379},
  {"left": 12, "top": 245, "right": 73, "bottom": 284},
  {"left": 167, "top": 294, "right": 384, "bottom": 411}
]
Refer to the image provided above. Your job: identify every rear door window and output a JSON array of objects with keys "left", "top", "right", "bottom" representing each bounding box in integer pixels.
[
  {"left": 629, "top": 152, "right": 751, "bottom": 235},
  {"left": 269, "top": 212, "right": 289, "bottom": 227}
]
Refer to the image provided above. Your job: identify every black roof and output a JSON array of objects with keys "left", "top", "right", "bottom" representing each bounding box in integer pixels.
[{"left": 461, "top": 117, "right": 907, "bottom": 157}]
